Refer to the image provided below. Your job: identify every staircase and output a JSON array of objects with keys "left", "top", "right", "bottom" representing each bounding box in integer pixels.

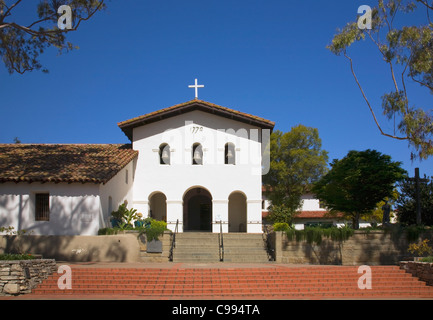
[
  {"left": 223, "top": 234, "right": 270, "bottom": 262},
  {"left": 30, "top": 266, "right": 433, "bottom": 299},
  {"left": 171, "top": 232, "right": 270, "bottom": 263},
  {"left": 172, "top": 233, "right": 220, "bottom": 263}
]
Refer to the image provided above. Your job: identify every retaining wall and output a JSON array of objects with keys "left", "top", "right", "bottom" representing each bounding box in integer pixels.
[
  {"left": 0, "top": 259, "right": 56, "bottom": 296},
  {"left": 400, "top": 261, "right": 433, "bottom": 286},
  {"left": 272, "top": 230, "right": 432, "bottom": 265},
  {"left": 0, "top": 234, "right": 140, "bottom": 262}
]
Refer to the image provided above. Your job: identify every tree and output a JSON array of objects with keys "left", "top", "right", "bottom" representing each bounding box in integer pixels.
[
  {"left": 263, "top": 125, "right": 329, "bottom": 224},
  {"left": 0, "top": 0, "right": 106, "bottom": 74},
  {"left": 312, "top": 149, "right": 406, "bottom": 229},
  {"left": 396, "top": 175, "right": 433, "bottom": 225},
  {"left": 327, "top": 0, "right": 433, "bottom": 160}
]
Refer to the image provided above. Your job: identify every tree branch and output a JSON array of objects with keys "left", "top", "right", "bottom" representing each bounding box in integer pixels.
[{"left": 343, "top": 51, "right": 408, "bottom": 141}]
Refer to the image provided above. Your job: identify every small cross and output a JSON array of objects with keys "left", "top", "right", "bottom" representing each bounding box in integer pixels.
[{"left": 188, "top": 78, "right": 204, "bottom": 99}]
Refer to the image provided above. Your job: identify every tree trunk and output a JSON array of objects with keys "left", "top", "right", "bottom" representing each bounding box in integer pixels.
[{"left": 352, "top": 213, "right": 360, "bottom": 230}]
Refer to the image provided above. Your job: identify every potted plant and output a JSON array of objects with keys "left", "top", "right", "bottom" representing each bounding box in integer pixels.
[
  {"left": 138, "top": 219, "right": 168, "bottom": 253},
  {"left": 134, "top": 212, "right": 145, "bottom": 228},
  {"left": 123, "top": 207, "right": 139, "bottom": 228},
  {"left": 110, "top": 203, "right": 128, "bottom": 228}
]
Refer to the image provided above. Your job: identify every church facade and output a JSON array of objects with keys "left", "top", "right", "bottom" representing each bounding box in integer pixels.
[
  {"left": 118, "top": 99, "right": 274, "bottom": 234},
  {"left": 0, "top": 99, "right": 274, "bottom": 235}
]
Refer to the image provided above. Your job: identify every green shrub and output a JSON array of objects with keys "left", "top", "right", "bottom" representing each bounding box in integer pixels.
[
  {"left": 285, "top": 226, "right": 354, "bottom": 245},
  {"left": 421, "top": 256, "right": 433, "bottom": 262},
  {"left": 273, "top": 222, "right": 289, "bottom": 231},
  {"left": 0, "top": 253, "right": 36, "bottom": 260}
]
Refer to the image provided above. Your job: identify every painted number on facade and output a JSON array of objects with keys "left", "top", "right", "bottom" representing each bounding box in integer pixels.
[{"left": 190, "top": 126, "right": 203, "bottom": 134}]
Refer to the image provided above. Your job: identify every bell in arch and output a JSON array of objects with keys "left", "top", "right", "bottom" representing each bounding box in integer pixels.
[
  {"left": 193, "top": 149, "right": 202, "bottom": 161},
  {"left": 227, "top": 149, "right": 234, "bottom": 159},
  {"left": 161, "top": 149, "right": 170, "bottom": 162}
]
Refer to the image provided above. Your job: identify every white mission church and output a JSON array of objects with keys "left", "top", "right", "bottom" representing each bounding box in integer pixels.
[{"left": 0, "top": 80, "right": 278, "bottom": 235}]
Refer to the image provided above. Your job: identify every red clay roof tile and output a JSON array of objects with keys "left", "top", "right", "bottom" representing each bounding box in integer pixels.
[{"left": 0, "top": 144, "right": 138, "bottom": 184}]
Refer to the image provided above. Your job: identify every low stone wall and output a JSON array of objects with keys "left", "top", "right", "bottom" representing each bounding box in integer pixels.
[
  {"left": 400, "top": 261, "right": 433, "bottom": 286},
  {"left": 0, "top": 259, "right": 56, "bottom": 296},
  {"left": 272, "top": 230, "right": 430, "bottom": 265},
  {"left": 0, "top": 234, "right": 141, "bottom": 262}
]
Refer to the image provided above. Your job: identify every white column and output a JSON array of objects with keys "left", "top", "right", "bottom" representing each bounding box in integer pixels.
[
  {"left": 212, "top": 199, "right": 229, "bottom": 233},
  {"left": 166, "top": 199, "right": 183, "bottom": 232},
  {"left": 247, "top": 199, "right": 262, "bottom": 233}
]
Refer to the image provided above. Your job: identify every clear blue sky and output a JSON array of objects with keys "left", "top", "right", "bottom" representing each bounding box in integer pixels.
[{"left": 1, "top": 0, "right": 431, "bottom": 177}]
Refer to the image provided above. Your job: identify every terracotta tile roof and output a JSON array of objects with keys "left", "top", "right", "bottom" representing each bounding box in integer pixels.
[
  {"left": 262, "top": 210, "right": 344, "bottom": 219},
  {"left": 296, "top": 211, "right": 342, "bottom": 219},
  {"left": 118, "top": 99, "right": 275, "bottom": 140},
  {"left": 0, "top": 144, "right": 138, "bottom": 184}
]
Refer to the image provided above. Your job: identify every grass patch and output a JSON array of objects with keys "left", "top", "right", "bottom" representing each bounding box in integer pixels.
[{"left": 0, "top": 253, "right": 37, "bottom": 260}]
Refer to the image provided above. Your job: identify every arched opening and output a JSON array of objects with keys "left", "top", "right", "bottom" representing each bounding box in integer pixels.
[
  {"left": 159, "top": 143, "right": 170, "bottom": 165},
  {"left": 183, "top": 187, "right": 212, "bottom": 231},
  {"left": 225, "top": 142, "right": 235, "bottom": 165},
  {"left": 228, "top": 191, "right": 247, "bottom": 232},
  {"left": 149, "top": 192, "right": 167, "bottom": 221},
  {"left": 192, "top": 143, "right": 203, "bottom": 165}
]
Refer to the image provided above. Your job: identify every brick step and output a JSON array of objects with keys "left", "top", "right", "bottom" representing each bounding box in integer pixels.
[
  {"left": 32, "top": 287, "right": 433, "bottom": 296},
  {"left": 30, "top": 266, "right": 433, "bottom": 298}
]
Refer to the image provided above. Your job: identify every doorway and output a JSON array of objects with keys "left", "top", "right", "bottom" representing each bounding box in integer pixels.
[{"left": 183, "top": 187, "right": 212, "bottom": 232}]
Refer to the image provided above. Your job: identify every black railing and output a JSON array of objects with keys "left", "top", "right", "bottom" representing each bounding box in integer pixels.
[
  {"left": 263, "top": 224, "right": 275, "bottom": 261},
  {"left": 169, "top": 219, "right": 179, "bottom": 262},
  {"left": 218, "top": 220, "right": 224, "bottom": 262}
]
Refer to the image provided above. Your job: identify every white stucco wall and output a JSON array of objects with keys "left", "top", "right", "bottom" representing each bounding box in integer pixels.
[
  {"left": 131, "top": 110, "right": 266, "bottom": 233},
  {"left": 99, "top": 160, "right": 136, "bottom": 228},
  {"left": 0, "top": 160, "right": 135, "bottom": 236},
  {"left": 0, "top": 182, "right": 101, "bottom": 235}
]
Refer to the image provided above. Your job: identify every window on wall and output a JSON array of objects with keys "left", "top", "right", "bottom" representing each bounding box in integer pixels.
[
  {"left": 159, "top": 143, "right": 170, "bottom": 165},
  {"left": 225, "top": 143, "right": 235, "bottom": 165},
  {"left": 192, "top": 143, "right": 203, "bottom": 165},
  {"left": 35, "top": 193, "right": 50, "bottom": 221}
]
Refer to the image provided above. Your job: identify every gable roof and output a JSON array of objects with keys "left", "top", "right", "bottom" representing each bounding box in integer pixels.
[
  {"left": 0, "top": 144, "right": 138, "bottom": 184},
  {"left": 118, "top": 99, "right": 275, "bottom": 141}
]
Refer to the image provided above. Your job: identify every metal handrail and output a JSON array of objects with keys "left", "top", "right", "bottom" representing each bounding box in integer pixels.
[
  {"left": 219, "top": 220, "right": 224, "bottom": 262},
  {"left": 263, "top": 224, "right": 275, "bottom": 261},
  {"left": 169, "top": 219, "right": 179, "bottom": 262}
]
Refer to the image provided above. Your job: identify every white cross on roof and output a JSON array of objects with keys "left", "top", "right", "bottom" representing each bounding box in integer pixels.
[{"left": 188, "top": 78, "right": 204, "bottom": 99}]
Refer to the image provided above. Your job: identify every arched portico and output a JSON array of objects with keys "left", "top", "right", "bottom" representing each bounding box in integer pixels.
[
  {"left": 148, "top": 191, "right": 167, "bottom": 221},
  {"left": 228, "top": 191, "right": 247, "bottom": 232},
  {"left": 183, "top": 187, "right": 212, "bottom": 232}
]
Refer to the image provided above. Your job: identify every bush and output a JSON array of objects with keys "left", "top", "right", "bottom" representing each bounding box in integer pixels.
[
  {"left": 286, "top": 226, "right": 354, "bottom": 245},
  {"left": 421, "top": 256, "right": 433, "bottom": 262},
  {"left": 144, "top": 220, "right": 168, "bottom": 242},
  {"left": 273, "top": 222, "right": 289, "bottom": 231},
  {"left": 0, "top": 253, "right": 36, "bottom": 260}
]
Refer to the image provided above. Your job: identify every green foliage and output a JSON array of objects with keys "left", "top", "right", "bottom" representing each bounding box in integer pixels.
[
  {"left": 138, "top": 219, "right": 168, "bottom": 242},
  {"left": 273, "top": 222, "right": 289, "bottom": 231},
  {"left": 285, "top": 226, "right": 354, "bottom": 245},
  {"left": 0, "top": 253, "right": 36, "bottom": 260},
  {"left": 396, "top": 175, "right": 433, "bottom": 225},
  {"left": 420, "top": 256, "right": 433, "bottom": 262},
  {"left": 0, "top": 0, "right": 106, "bottom": 74},
  {"left": 263, "top": 125, "right": 329, "bottom": 224},
  {"left": 327, "top": 0, "right": 433, "bottom": 160},
  {"left": 313, "top": 149, "right": 406, "bottom": 229},
  {"left": 408, "top": 239, "right": 433, "bottom": 256},
  {"left": 110, "top": 204, "right": 140, "bottom": 228}
]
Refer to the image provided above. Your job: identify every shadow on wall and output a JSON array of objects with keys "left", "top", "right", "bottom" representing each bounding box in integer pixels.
[
  {"left": 0, "top": 188, "right": 100, "bottom": 236},
  {"left": 0, "top": 234, "right": 139, "bottom": 262}
]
